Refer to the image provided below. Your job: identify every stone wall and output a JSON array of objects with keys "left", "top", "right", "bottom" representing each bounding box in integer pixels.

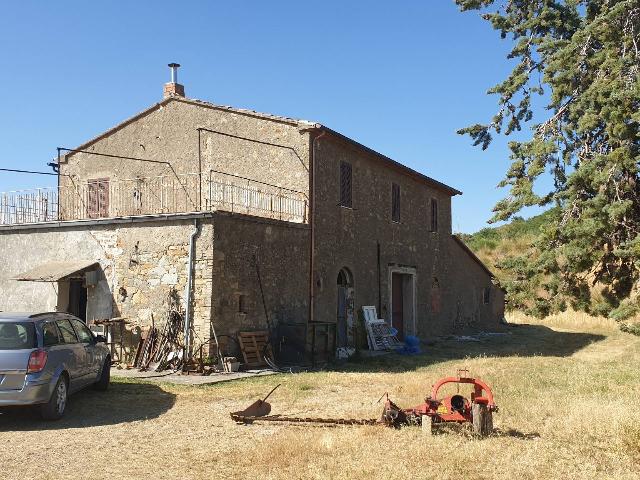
[
  {"left": 209, "top": 213, "right": 310, "bottom": 357},
  {"left": 446, "top": 237, "right": 505, "bottom": 330},
  {"left": 0, "top": 211, "right": 310, "bottom": 359},
  {"left": 58, "top": 98, "right": 311, "bottom": 216},
  {"left": 311, "top": 134, "right": 502, "bottom": 341},
  {"left": 0, "top": 216, "right": 212, "bottom": 353}
]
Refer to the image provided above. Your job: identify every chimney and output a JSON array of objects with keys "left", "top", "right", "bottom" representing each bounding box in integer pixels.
[{"left": 163, "top": 63, "right": 185, "bottom": 98}]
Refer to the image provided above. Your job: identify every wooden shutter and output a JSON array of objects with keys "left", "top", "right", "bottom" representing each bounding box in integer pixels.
[
  {"left": 391, "top": 183, "right": 400, "bottom": 222},
  {"left": 339, "top": 161, "right": 352, "bottom": 208},
  {"left": 431, "top": 198, "right": 438, "bottom": 232},
  {"left": 87, "top": 179, "right": 110, "bottom": 218}
]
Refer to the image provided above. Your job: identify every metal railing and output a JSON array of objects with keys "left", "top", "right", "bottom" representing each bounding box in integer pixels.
[
  {"left": 207, "top": 171, "right": 307, "bottom": 223},
  {"left": 0, "top": 172, "right": 308, "bottom": 226},
  {"left": 57, "top": 173, "right": 201, "bottom": 221},
  {"left": 0, "top": 188, "right": 59, "bottom": 225}
]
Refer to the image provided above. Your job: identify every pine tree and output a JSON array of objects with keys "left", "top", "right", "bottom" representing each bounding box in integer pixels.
[{"left": 455, "top": 0, "right": 640, "bottom": 319}]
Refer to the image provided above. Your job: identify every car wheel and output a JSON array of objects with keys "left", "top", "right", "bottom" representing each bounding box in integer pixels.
[
  {"left": 40, "top": 375, "right": 68, "bottom": 420},
  {"left": 93, "top": 358, "right": 110, "bottom": 391}
]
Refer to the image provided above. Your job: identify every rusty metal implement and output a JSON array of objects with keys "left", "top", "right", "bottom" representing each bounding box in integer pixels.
[
  {"left": 230, "top": 371, "right": 497, "bottom": 436},
  {"left": 230, "top": 384, "right": 378, "bottom": 426},
  {"left": 231, "top": 384, "right": 281, "bottom": 419}
]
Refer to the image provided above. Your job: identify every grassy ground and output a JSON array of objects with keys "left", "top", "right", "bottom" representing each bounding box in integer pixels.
[{"left": 2, "top": 311, "right": 639, "bottom": 480}]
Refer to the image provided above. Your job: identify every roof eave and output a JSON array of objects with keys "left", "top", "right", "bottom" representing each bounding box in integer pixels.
[
  {"left": 307, "top": 125, "right": 462, "bottom": 197},
  {"left": 452, "top": 235, "right": 495, "bottom": 278}
]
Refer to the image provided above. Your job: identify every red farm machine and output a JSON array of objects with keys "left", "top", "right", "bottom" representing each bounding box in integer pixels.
[
  {"left": 379, "top": 370, "right": 497, "bottom": 436},
  {"left": 231, "top": 370, "right": 498, "bottom": 437}
]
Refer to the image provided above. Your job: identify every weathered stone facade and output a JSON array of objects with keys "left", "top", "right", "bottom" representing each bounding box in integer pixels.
[
  {"left": 311, "top": 134, "right": 502, "bottom": 343},
  {"left": 0, "top": 93, "right": 504, "bottom": 361},
  {"left": 59, "top": 98, "right": 311, "bottom": 206},
  {"left": 0, "top": 212, "right": 309, "bottom": 358}
]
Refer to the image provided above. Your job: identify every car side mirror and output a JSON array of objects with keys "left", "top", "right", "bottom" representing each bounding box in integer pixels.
[{"left": 94, "top": 335, "right": 107, "bottom": 344}]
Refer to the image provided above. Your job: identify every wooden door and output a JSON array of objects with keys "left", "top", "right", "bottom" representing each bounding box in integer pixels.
[
  {"left": 87, "top": 179, "right": 109, "bottom": 218},
  {"left": 392, "top": 273, "right": 404, "bottom": 340},
  {"left": 337, "top": 286, "right": 348, "bottom": 348}
]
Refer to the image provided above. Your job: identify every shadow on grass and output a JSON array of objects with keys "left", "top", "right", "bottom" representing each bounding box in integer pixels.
[
  {"left": 0, "top": 381, "right": 175, "bottom": 431},
  {"left": 331, "top": 323, "right": 606, "bottom": 373},
  {"left": 429, "top": 423, "right": 540, "bottom": 439},
  {"left": 493, "top": 428, "right": 541, "bottom": 440}
]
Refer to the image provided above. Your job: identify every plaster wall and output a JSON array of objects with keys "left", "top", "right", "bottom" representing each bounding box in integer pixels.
[{"left": 0, "top": 212, "right": 310, "bottom": 358}]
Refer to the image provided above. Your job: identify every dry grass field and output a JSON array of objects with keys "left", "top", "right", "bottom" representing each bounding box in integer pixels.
[{"left": 2, "top": 311, "right": 640, "bottom": 480}]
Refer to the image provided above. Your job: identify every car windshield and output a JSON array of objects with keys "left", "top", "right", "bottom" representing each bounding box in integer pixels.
[{"left": 0, "top": 322, "right": 37, "bottom": 350}]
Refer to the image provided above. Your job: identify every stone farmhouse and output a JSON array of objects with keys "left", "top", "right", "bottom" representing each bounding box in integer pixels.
[{"left": 0, "top": 65, "right": 504, "bottom": 361}]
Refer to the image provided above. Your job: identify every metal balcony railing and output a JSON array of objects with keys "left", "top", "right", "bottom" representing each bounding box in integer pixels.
[
  {"left": 207, "top": 171, "right": 307, "bottom": 223},
  {"left": 0, "top": 172, "right": 308, "bottom": 226},
  {"left": 0, "top": 188, "right": 59, "bottom": 225}
]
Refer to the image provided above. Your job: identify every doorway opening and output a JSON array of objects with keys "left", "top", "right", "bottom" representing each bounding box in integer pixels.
[
  {"left": 68, "top": 278, "right": 88, "bottom": 322},
  {"left": 336, "top": 267, "right": 355, "bottom": 350},
  {"left": 389, "top": 268, "right": 416, "bottom": 340}
]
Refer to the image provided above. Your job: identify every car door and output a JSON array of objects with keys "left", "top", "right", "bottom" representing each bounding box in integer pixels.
[
  {"left": 55, "top": 318, "right": 86, "bottom": 392},
  {"left": 41, "top": 320, "right": 70, "bottom": 381},
  {"left": 70, "top": 318, "right": 102, "bottom": 382}
]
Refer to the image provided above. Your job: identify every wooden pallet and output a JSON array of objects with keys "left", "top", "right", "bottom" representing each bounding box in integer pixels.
[{"left": 238, "top": 331, "right": 273, "bottom": 368}]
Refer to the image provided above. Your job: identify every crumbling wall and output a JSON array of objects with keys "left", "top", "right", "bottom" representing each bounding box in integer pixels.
[
  {"left": 0, "top": 211, "right": 310, "bottom": 360},
  {"left": 0, "top": 216, "right": 214, "bottom": 349}
]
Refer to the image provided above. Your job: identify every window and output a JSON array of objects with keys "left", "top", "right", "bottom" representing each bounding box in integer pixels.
[
  {"left": 42, "top": 322, "right": 61, "bottom": 346},
  {"left": 483, "top": 287, "right": 491, "bottom": 305},
  {"left": 70, "top": 318, "right": 94, "bottom": 343},
  {"left": 391, "top": 183, "right": 401, "bottom": 222},
  {"left": 0, "top": 322, "right": 36, "bottom": 350},
  {"left": 430, "top": 198, "right": 438, "bottom": 232},
  {"left": 430, "top": 277, "right": 441, "bottom": 313},
  {"left": 339, "top": 161, "right": 352, "bottom": 208},
  {"left": 87, "top": 178, "right": 110, "bottom": 218},
  {"left": 238, "top": 295, "right": 247, "bottom": 314},
  {"left": 56, "top": 319, "right": 78, "bottom": 344}
]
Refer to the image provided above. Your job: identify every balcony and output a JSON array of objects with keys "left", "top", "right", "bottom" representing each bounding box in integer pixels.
[{"left": 0, "top": 171, "right": 308, "bottom": 226}]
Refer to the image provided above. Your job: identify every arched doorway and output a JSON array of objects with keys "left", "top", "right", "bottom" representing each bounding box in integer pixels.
[{"left": 336, "top": 267, "right": 355, "bottom": 351}]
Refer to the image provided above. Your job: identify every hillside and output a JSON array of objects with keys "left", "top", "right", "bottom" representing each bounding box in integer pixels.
[
  {"left": 458, "top": 209, "right": 556, "bottom": 289},
  {"left": 460, "top": 211, "right": 640, "bottom": 331}
]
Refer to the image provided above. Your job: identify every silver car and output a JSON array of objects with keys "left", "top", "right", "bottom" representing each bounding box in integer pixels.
[{"left": 0, "top": 312, "right": 110, "bottom": 420}]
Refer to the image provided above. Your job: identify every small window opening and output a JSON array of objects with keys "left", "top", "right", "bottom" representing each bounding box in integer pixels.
[
  {"left": 391, "top": 183, "right": 401, "bottom": 222},
  {"left": 430, "top": 198, "right": 438, "bottom": 232},
  {"left": 339, "top": 161, "right": 352, "bottom": 208},
  {"left": 483, "top": 287, "right": 491, "bottom": 305},
  {"left": 239, "top": 295, "right": 248, "bottom": 314}
]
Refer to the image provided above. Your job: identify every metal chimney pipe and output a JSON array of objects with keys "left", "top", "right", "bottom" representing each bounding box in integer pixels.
[{"left": 168, "top": 63, "right": 180, "bottom": 83}]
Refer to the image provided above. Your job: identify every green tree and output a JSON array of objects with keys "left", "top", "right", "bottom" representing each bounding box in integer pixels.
[{"left": 456, "top": 0, "right": 640, "bottom": 319}]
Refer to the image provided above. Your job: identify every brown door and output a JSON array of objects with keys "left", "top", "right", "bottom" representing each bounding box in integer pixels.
[
  {"left": 392, "top": 273, "right": 404, "bottom": 340},
  {"left": 337, "top": 286, "right": 348, "bottom": 348},
  {"left": 87, "top": 178, "right": 110, "bottom": 218}
]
